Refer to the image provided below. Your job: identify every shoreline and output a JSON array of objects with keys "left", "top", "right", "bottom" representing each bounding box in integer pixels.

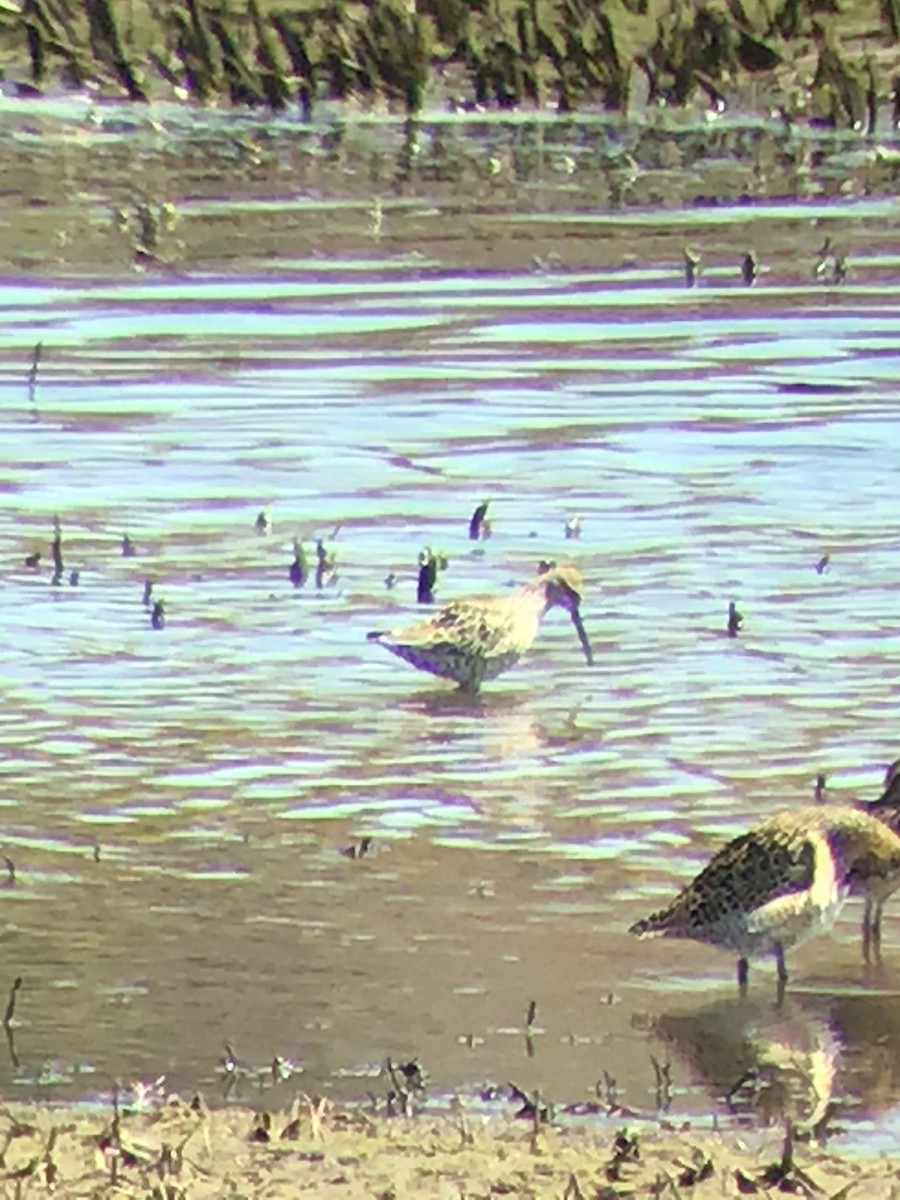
[{"left": 2, "top": 1094, "right": 898, "bottom": 1196}]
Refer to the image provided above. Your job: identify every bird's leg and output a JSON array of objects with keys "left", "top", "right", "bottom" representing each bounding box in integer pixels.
[
  {"left": 862, "top": 896, "right": 874, "bottom": 965},
  {"left": 774, "top": 943, "right": 788, "bottom": 1008},
  {"left": 737, "top": 957, "right": 749, "bottom": 993},
  {"left": 872, "top": 899, "right": 884, "bottom": 966}
]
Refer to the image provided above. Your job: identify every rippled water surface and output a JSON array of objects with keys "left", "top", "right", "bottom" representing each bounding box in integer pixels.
[{"left": 3, "top": 101, "right": 900, "bottom": 1149}]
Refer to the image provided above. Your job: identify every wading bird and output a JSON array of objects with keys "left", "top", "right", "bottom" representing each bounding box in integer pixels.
[
  {"left": 367, "top": 563, "right": 593, "bottom": 691},
  {"left": 629, "top": 805, "right": 900, "bottom": 997}
]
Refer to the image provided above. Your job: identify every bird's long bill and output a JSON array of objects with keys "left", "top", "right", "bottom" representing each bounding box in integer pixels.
[{"left": 571, "top": 609, "right": 594, "bottom": 666}]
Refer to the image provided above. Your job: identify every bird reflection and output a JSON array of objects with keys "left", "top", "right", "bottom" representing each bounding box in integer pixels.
[
  {"left": 794, "top": 990, "right": 900, "bottom": 1120},
  {"left": 645, "top": 985, "right": 900, "bottom": 1129},
  {"left": 397, "top": 687, "right": 554, "bottom": 760},
  {"left": 646, "top": 995, "right": 839, "bottom": 1128}
]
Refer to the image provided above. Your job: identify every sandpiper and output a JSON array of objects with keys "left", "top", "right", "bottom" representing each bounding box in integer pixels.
[
  {"left": 629, "top": 805, "right": 900, "bottom": 994},
  {"left": 367, "top": 563, "right": 593, "bottom": 691}
]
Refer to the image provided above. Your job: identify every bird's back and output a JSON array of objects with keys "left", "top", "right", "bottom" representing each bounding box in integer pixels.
[
  {"left": 370, "top": 593, "right": 539, "bottom": 682},
  {"left": 631, "top": 822, "right": 816, "bottom": 946}
]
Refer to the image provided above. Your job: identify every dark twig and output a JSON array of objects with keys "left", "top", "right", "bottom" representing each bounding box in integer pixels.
[
  {"left": 524, "top": 999, "right": 536, "bottom": 1058},
  {"left": 51, "top": 516, "right": 63, "bottom": 586},
  {"left": 650, "top": 1054, "right": 672, "bottom": 1111},
  {"left": 727, "top": 600, "right": 743, "bottom": 637},
  {"left": 4, "top": 978, "right": 22, "bottom": 1029},
  {"left": 27, "top": 342, "right": 42, "bottom": 406},
  {"left": 290, "top": 538, "right": 308, "bottom": 588},
  {"left": 683, "top": 247, "right": 700, "bottom": 287},
  {"left": 469, "top": 500, "right": 490, "bottom": 540}
]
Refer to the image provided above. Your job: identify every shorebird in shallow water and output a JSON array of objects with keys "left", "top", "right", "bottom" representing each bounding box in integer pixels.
[
  {"left": 629, "top": 805, "right": 900, "bottom": 996},
  {"left": 366, "top": 563, "right": 593, "bottom": 691},
  {"left": 856, "top": 758, "right": 900, "bottom": 960}
]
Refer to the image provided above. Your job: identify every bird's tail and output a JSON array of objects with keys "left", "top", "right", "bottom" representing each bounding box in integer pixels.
[
  {"left": 628, "top": 910, "right": 673, "bottom": 938},
  {"left": 366, "top": 631, "right": 386, "bottom": 642}
]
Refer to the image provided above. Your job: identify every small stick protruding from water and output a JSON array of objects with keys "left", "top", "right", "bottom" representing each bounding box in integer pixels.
[
  {"left": 315, "top": 540, "right": 336, "bottom": 589},
  {"left": 255, "top": 508, "right": 271, "bottom": 535},
  {"left": 24, "top": 550, "right": 41, "bottom": 569},
  {"left": 142, "top": 579, "right": 153, "bottom": 607},
  {"left": 3, "top": 977, "right": 22, "bottom": 1028},
  {"left": 151, "top": 600, "right": 165, "bottom": 630},
  {"left": 564, "top": 515, "right": 583, "bottom": 540},
  {"left": 417, "top": 547, "right": 438, "bottom": 604},
  {"left": 740, "top": 251, "right": 758, "bottom": 286},
  {"left": 649, "top": 1054, "right": 672, "bottom": 1111},
  {"left": 340, "top": 835, "right": 373, "bottom": 860},
  {"left": 51, "top": 516, "right": 63, "bottom": 586},
  {"left": 727, "top": 601, "right": 743, "bottom": 637},
  {"left": 289, "top": 538, "right": 308, "bottom": 588},
  {"left": 683, "top": 246, "right": 701, "bottom": 288},
  {"left": 524, "top": 999, "right": 537, "bottom": 1059},
  {"left": 814, "top": 773, "right": 827, "bottom": 803},
  {"left": 469, "top": 500, "right": 490, "bottom": 541},
  {"left": 815, "top": 553, "right": 830, "bottom": 574},
  {"left": 27, "top": 342, "right": 42, "bottom": 406},
  {"left": 4, "top": 858, "right": 14, "bottom": 885},
  {"left": 598, "top": 1069, "right": 618, "bottom": 1111},
  {"left": 121, "top": 533, "right": 136, "bottom": 558},
  {"left": 815, "top": 237, "right": 848, "bottom": 285}
]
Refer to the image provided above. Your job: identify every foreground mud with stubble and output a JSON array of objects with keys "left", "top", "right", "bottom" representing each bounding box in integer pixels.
[{"left": 1, "top": 1097, "right": 897, "bottom": 1197}]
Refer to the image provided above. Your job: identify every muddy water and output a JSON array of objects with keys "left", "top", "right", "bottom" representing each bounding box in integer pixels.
[{"left": 3, "top": 108, "right": 900, "bottom": 1147}]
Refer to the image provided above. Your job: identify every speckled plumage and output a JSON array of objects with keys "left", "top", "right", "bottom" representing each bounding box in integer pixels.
[
  {"left": 367, "top": 564, "right": 593, "bottom": 691},
  {"left": 629, "top": 805, "right": 900, "bottom": 992}
]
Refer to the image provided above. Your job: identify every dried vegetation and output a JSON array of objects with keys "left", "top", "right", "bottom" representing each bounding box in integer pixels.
[
  {"left": 4, "top": 0, "right": 900, "bottom": 124},
  {"left": 0, "top": 1094, "right": 895, "bottom": 1198}
]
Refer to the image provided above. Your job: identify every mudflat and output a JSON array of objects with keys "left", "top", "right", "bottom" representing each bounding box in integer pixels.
[{"left": 2, "top": 1095, "right": 897, "bottom": 1197}]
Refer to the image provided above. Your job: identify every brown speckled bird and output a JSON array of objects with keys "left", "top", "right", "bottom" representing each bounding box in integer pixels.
[
  {"left": 367, "top": 563, "right": 593, "bottom": 691},
  {"left": 629, "top": 806, "right": 900, "bottom": 995}
]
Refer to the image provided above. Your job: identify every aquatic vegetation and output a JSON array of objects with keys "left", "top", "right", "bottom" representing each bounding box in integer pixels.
[{"left": 727, "top": 600, "right": 743, "bottom": 637}]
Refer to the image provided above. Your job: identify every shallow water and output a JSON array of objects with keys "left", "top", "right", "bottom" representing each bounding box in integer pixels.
[{"left": 3, "top": 100, "right": 900, "bottom": 1148}]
